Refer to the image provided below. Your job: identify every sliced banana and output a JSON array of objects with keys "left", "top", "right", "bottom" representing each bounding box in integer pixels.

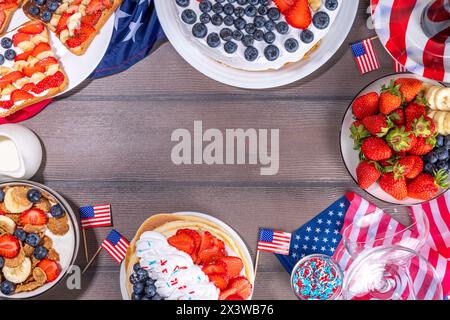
[
  {"left": 444, "top": 112, "right": 450, "bottom": 135},
  {"left": 0, "top": 216, "right": 16, "bottom": 234},
  {"left": 434, "top": 87, "right": 450, "bottom": 111},
  {"left": 2, "top": 257, "right": 32, "bottom": 284},
  {"left": 3, "top": 187, "right": 32, "bottom": 214},
  {"left": 426, "top": 86, "right": 441, "bottom": 110}
]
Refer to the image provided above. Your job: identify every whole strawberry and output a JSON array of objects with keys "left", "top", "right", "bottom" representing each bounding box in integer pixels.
[
  {"left": 408, "top": 136, "right": 436, "bottom": 155},
  {"left": 350, "top": 121, "right": 370, "bottom": 150},
  {"left": 405, "top": 102, "right": 427, "bottom": 130},
  {"left": 407, "top": 170, "right": 448, "bottom": 200},
  {"left": 361, "top": 137, "right": 393, "bottom": 161},
  {"left": 411, "top": 116, "right": 435, "bottom": 138},
  {"left": 362, "top": 114, "right": 393, "bottom": 137},
  {"left": 388, "top": 156, "right": 416, "bottom": 179},
  {"left": 380, "top": 79, "right": 402, "bottom": 115},
  {"left": 352, "top": 92, "right": 379, "bottom": 120},
  {"left": 405, "top": 155, "right": 423, "bottom": 179},
  {"left": 385, "top": 126, "right": 416, "bottom": 152},
  {"left": 394, "top": 78, "right": 423, "bottom": 103},
  {"left": 379, "top": 172, "right": 408, "bottom": 200},
  {"left": 389, "top": 108, "right": 405, "bottom": 126},
  {"left": 356, "top": 161, "right": 382, "bottom": 189}
]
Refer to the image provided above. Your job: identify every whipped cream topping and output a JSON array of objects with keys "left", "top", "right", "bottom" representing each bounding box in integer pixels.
[
  {"left": 174, "top": 0, "right": 341, "bottom": 71},
  {"left": 136, "top": 231, "right": 220, "bottom": 300}
]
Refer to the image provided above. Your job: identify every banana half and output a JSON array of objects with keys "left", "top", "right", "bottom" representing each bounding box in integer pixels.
[
  {"left": 3, "top": 187, "right": 33, "bottom": 214},
  {"left": 426, "top": 85, "right": 450, "bottom": 111},
  {"left": 0, "top": 216, "right": 16, "bottom": 234},
  {"left": 2, "top": 257, "right": 32, "bottom": 284}
]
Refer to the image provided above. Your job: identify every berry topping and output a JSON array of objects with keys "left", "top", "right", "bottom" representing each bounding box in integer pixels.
[
  {"left": 200, "top": 13, "right": 211, "bottom": 24},
  {"left": 325, "top": 0, "right": 338, "bottom": 10},
  {"left": 267, "top": 7, "right": 280, "bottom": 20},
  {"left": 244, "top": 46, "right": 258, "bottom": 61},
  {"left": 41, "top": 11, "right": 52, "bottom": 23},
  {"left": 276, "top": 21, "right": 289, "bottom": 34},
  {"left": 284, "top": 38, "right": 299, "bottom": 52},
  {"left": 206, "top": 32, "right": 220, "bottom": 47},
  {"left": 234, "top": 17, "right": 246, "bottom": 29},
  {"left": 264, "top": 31, "right": 276, "bottom": 44},
  {"left": 242, "top": 34, "right": 254, "bottom": 46},
  {"left": 192, "top": 23, "right": 208, "bottom": 38},
  {"left": 37, "top": 258, "right": 60, "bottom": 282},
  {"left": 28, "top": 5, "right": 40, "bottom": 16},
  {"left": 264, "top": 44, "right": 279, "bottom": 61},
  {"left": 181, "top": 9, "right": 197, "bottom": 24},
  {"left": 18, "top": 21, "right": 45, "bottom": 34},
  {"left": 199, "top": 0, "right": 212, "bottom": 13},
  {"left": 4, "top": 49, "right": 15, "bottom": 61},
  {"left": 312, "top": 11, "right": 330, "bottom": 29},
  {"left": 33, "top": 245, "right": 48, "bottom": 260},
  {"left": 285, "top": 0, "right": 311, "bottom": 29},
  {"left": 47, "top": 1, "right": 59, "bottom": 12},
  {"left": 0, "top": 234, "right": 20, "bottom": 259},
  {"left": 11, "top": 89, "right": 34, "bottom": 102},
  {"left": 220, "top": 28, "right": 233, "bottom": 41},
  {"left": 211, "top": 13, "right": 223, "bottom": 26},
  {"left": 175, "top": 0, "right": 190, "bottom": 7},
  {"left": 13, "top": 228, "right": 26, "bottom": 242},
  {"left": 300, "top": 29, "right": 314, "bottom": 43},
  {"left": 0, "top": 37, "right": 12, "bottom": 49},
  {"left": 50, "top": 204, "right": 65, "bottom": 218},
  {"left": 0, "top": 281, "right": 15, "bottom": 295},
  {"left": 224, "top": 41, "right": 237, "bottom": 53},
  {"left": 19, "top": 208, "right": 48, "bottom": 226}
]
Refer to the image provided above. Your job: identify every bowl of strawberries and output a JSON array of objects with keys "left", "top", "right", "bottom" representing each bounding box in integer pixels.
[{"left": 340, "top": 74, "right": 449, "bottom": 204}]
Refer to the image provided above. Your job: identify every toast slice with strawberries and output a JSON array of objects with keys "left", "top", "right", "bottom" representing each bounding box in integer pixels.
[
  {"left": 23, "top": 0, "right": 122, "bottom": 55},
  {"left": 0, "top": 20, "right": 68, "bottom": 118},
  {"left": 0, "top": 0, "right": 22, "bottom": 35}
]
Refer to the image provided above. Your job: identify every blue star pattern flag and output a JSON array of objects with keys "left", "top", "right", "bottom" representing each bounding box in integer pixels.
[
  {"left": 90, "top": 0, "right": 166, "bottom": 79},
  {"left": 275, "top": 195, "right": 350, "bottom": 273}
]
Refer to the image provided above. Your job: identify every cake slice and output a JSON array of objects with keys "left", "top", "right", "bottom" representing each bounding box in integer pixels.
[
  {"left": 23, "top": 0, "right": 122, "bottom": 55},
  {"left": 0, "top": 20, "right": 68, "bottom": 118},
  {"left": 0, "top": 0, "right": 22, "bottom": 35}
]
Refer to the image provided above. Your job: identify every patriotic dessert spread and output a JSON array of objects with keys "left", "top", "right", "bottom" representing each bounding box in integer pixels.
[
  {"left": 0, "top": 20, "right": 67, "bottom": 117},
  {"left": 174, "top": 0, "right": 341, "bottom": 71},
  {"left": 124, "top": 214, "right": 254, "bottom": 300},
  {"left": 349, "top": 76, "right": 450, "bottom": 202},
  {"left": 0, "top": 183, "right": 74, "bottom": 297}
]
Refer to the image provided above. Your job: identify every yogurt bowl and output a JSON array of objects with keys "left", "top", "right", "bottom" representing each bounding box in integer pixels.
[{"left": 0, "top": 180, "right": 79, "bottom": 299}]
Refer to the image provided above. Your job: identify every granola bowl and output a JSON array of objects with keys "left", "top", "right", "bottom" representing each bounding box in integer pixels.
[{"left": 0, "top": 181, "right": 79, "bottom": 299}]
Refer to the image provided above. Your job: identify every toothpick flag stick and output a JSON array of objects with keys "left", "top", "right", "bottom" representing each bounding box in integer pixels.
[
  {"left": 253, "top": 250, "right": 260, "bottom": 283},
  {"left": 82, "top": 246, "right": 102, "bottom": 274},
  {"left": 82, "top": 229, "right": 89, "bottom": 262}
]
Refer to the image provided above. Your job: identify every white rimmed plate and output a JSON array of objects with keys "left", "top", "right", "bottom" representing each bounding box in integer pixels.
[
  {"left": 120, "top": 211, "right": 255, "bottom": 300},
  {"left": 340, "top": 73, "right": 447, "bottom": 205},
  {"left": 155, "top": 0, "right": 359, "bottom": 89}
]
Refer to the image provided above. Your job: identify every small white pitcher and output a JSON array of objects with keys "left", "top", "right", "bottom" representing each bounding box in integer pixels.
[{"left": 0, "top": 124, "right": 42, "bottom": 181}]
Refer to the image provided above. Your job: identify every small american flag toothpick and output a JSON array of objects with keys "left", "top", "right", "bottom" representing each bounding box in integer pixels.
[
  {"left": 351, "top": 37, "right": 381, "bottom": 75},
  {"left": 257, "top": 229, "right": 292, "bottom": 255}
]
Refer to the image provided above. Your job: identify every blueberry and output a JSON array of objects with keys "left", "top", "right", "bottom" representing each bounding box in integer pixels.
[
  {"left": 253, "top": 29, "right": 264, "bottom": 41},
  {"left": 232, "top": 29, "right": 243, "bottom": 41},
  {"left": 28, "top": 5, "right": 40, "bottom": 16},
  {"left": 220, "top": 28, "right": 233, "bottom": 41},
  {"left": 199, "top": 0, "right": 212, "bottom": 12},
  {"left": 444, "top": 135, "right": 450, "bottom": 148},
  {"left": 47, "top": 1, "right": 59, "bottom": 12},
  {"left": 131, "top": 292, "right": 142, "bottom": 300},
  {"left": 234, "top": 6, "right": 245, "bottom": 17},
  {"left": 424, "top": 151, "right": 438, "bottom": 164},
  {"left": 192, "top": 23, "right": 208, "bottom": 38},
  {"left": 41, "top": 11, "right": 52, "bottom": 22},
  {"left": 33, "top": 246, "right": 48, "bottom": 260},
  {"left": 136, "top": 268, "right": 148, "bottom": 282},
  {"left": 242, "top": 34, "right": 254, "bottom": 46},
  {"left": 211, "top": 14, "right": 223, "bottom": 26},
  {"left": 200, "top": 13, "right": 211, "bottom": 24},
  {"left": 223, "top": 15, "right": 234, "bottom": 26},
  {"left": 325, "top": 0, "right": 338, "bottom": 10},
  {"left": 25, "top": 233, "right": 40, "bottom": 247},
  {"left": 284, "top": 38, "right": 299, "bottom": 52},
  {"left": 258, "top": 5, "right": 268, "bottom": 15},
  {"left": 436, "top": 147, "right": 449, "bottom": 161},
  {"left": 436, "top": 135, "right": 445, "bottom": 147},
  {"left": 217, "top": 0, "right": 225, "bottom": 2},
  {"left": 181, "top": 9, "right": 197, "bottom": 24},
  {"left": 206, "top": 32, "right": 221, "bottom": 47},
  {"left": 245, "top": 5, "right": 257, "bottom": 17},
  {"left": 14, "top": 228, "right": 26, "bottom": 242},
  {"left": 27, "top": 189, "right": 41, "bottom": 204},
  {"left": 300, "top": 29, "right": 314, "bottom": 43},
  {"left": 234, "top": 17, "right": 246, "bottom": 30},
  {"left": 0, "top": 190, "right": 4, "bottom": 202},
  {"left": 144, "top": 284, "right": 156, "bottom": 297},
  {"left": 244, "top": 46, "right": 258, "bottom": 61},
  {"left": 245, "top": 23, "right": 256, "bottom": 34},
  {"left": 259, "top": 0, "right": 270, "bottom": 4},
  {"left": 50, "top": 204, "right": 65, "bottom": 218},
  {"left": 1, "top": 37, "right": 12, "bottom": 49},
  {"left": 424, "top": 163, "right": 434, "bottom": 175},
  {"left": 264, "top": 31, "right": 276, "bottom": 44},
  {"left": 264, "top": 19, "right": 275, "bottom": 31},
  {"left": 227, "top": 0, "right": 236, "bottom": 2},
  {"left": 254, "top": 15, "right": 265, "bottom": 28},
  {"left": 224, "top": 41, "right": 237, "bottom": 53},
  {"left": 276, "top": 21, "right": 289, "bottom": 34},
  {"left": 0, "top": 281, "right": 15, "bottom": 296},
  {"left": 4, "top": 49, "right": 15, "bottom": 61},
  {"left": 249, "top": 0, "right": 258, "bottom": 4},
  {"left": 133, "top": 263, "right": 142, "bottom": 273},
  {"left": 313, "top": 11, "right": 330, "bottom": 29},
  {"left": 212, "top": 3, "right": 223, "bottom": 13},
  {"left": 0, "top": 257, "right": 4, "bottom": 269},
  {"left": 176, "top": 0, "right": 190, "bottom": 7},
  {"left": 223, "top": 3, "right": 234, "bottom": 15},
  {"left": 264, "top": 45, "right": 279, "bottom": 61},
  {"left": 237, "top": 0, "right": 247, "bottom": 4},
  {"left": 133, "top": 282, "right": 145, "bottom": 295},
  {"left": 152, "top": 293, "right": 163, "bottom": 300},
  {"left": 267, "top": 7, "right": 280, "bottom": 20},
  {"left": 129, "top": 273, "right": 140, "bottom": 285},
  {"left": 436, "top": 160, "right": 449, "bottom": 172},
  {"left": 36, "top": 0, "right": 46, "bottom": 5}
]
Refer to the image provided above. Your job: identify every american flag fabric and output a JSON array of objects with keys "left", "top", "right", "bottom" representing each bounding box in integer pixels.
[
  {"left": 79, "top": 204, "right": 112, "bottom": 229},
  {"left": 372, "top": 0, "right": 450, "bottom": 82},
  {"left": 101, "top": 229, "right": 130, "bottom": 264},
  {"left": 350, "top": 38, "right": 381, "bottom": 75},
  {"left": 275, "top": 195, "right": 349, "bottom": 272},
  {"left": 394, "top": 59, "right": 407, "bottom": 73},
  {"left": 258, "top": 229, "right": 292, "bottom": 255}
]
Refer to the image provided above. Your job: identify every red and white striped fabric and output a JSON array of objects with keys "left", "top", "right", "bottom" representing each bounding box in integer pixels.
[
  {"left": 372, "top": 0, "right": 450, "bottom": 82},
  {"left": 333, "top": 192, "right": 449, "bottom": 299}
]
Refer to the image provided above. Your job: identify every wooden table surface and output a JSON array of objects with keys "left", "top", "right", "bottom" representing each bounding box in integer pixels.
[{"left": 17, "top": 0, "right": 399, "bottom": 300}]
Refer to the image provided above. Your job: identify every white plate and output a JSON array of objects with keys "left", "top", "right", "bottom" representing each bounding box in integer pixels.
[
  {"left": 340, "top": 73, "right": 446, "bottom": 205},
  {"left": 155, "top": 0, "right": 359, "bottom": 89},
  {"left": 8, "top": 10, "right": 114, "bottom": 95},
  {"left": 120, "top": 211, "right": 255, "bottom": 300}
]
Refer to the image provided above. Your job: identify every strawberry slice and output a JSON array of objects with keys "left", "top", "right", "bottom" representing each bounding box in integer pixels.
[
  {"left": 0, "top": 2, "right": 18, "bottom": 10},
  {"left": 285, "top": 0, "right": 312, "bottom": 29},
  {"left": 0, "top": 12, "right": 5, "bottom": 31},
  {"left": 14, "top": 50, "right": 32, "bottom": 62},
  {"left": 225, "top": 294, "right": 244, "bottom": 300},
  {"left": 32, "top": 71, "right": 65, "bottom": 93},
  {"left": 207, "top": 273, "right": 229, "bottom": 290},
  {"left": 167, "top": 233, "right": 195, "bottom": 255},
  {"left": 197, "top": 246, "right": 226, "bottom": 265},
  {"left": 86, "top": 0, "right": 106, "bottom": 15},
  {"left": 37, "top": 259, "right": 60, "bottom": 282},
  {"left": 0, "top": 234, "right": 20, "bottom": 258},
  {"left": 0, "top": 71, "right": 24, "bottom": 89},
  {"left": 23, "top": 65, "right": 46, "bottom": 78},
  {"left": 176, "top": 229, "right": 201, "bottom": 260},
  {"left": 65, "top": 23, "right": 96, "bottom": 49},
  {"left": 202, "top": 260, "right": 227, "bottom": 275},
  {"left": 198, "top": 231, "right": 215, "bottom": 253},
  {"left": 12, "top": 32, "right": 32, "bottom": 46},
  {"left": 273, "top": 0, "right": 294, "bottom": 13},
  {"left": 11, "top": 89, "right": 33, "bottom": 102},
  {"left": 0, "top": 100, "right": 13, "bottom": 109},
  {"left": 219, "top": 277, "right": 252, "bottom": 300},
  {"left": 35, "top": 56, "right": 58, "bottom": 68},
  {"left": 19, "top": 208, "right": 48, "bottom": 226},
  {"left": 18, "top": 21, "right": 45, "bottom": 34},
  {"left": 217, "top": 257, "right": 244, "bottom": 278},
  {"left": 32, "top": 42, "right": 51, "bottom": 57},
  {"left": 81, "top": 10, "right": 102, "bottom": 26},
  {"left": 56, "top": 13, "right": 71, "bottom": 34},
  {"left": 21, "top": 83, "right": 37, "bottom": 92}
]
